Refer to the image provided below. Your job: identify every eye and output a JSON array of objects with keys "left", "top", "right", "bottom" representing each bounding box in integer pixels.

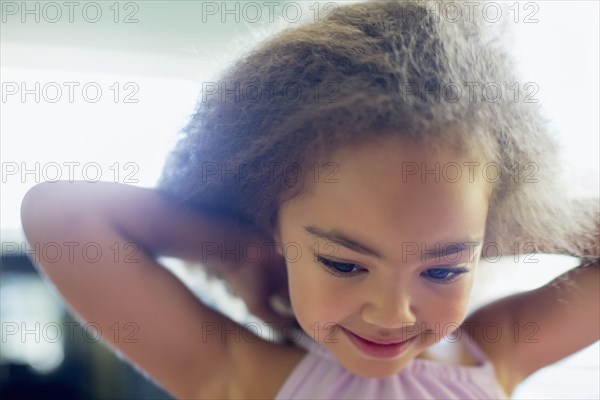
[
  {"left": 315, "top": 256, "right": 365, "bottom": 278},
  {"left": 421, "top": 267, "right": 470, "bottom": 284}
]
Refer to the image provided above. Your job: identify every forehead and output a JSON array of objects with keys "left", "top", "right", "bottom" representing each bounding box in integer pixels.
[{"left": 280, "top": 137, "right": 491, "bottom": 247}]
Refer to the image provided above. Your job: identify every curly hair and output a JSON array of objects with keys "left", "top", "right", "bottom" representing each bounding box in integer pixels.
[{"left": 158, "top": 0, "right": 599, "bottom": 268}]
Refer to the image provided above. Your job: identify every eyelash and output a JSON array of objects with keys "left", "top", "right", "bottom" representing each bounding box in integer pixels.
[{"left": 315, "top": 255, "right": 470, "bottom": 284}]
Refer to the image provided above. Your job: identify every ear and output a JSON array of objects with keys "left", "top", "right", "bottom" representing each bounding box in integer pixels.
[
  {"left": 273, "top": 234, "right": 284, "bottom": 256},
  {"left": 272, "top": 229, "right": 284, "bottom": 257}
]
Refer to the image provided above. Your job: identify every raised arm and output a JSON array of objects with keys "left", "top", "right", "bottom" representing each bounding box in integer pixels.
[
  {"left": 466, "top": 198, "right": 600, "bottom": 396},
  {"left": 20, "top": 181, "right": 288, "bottom": 398}
]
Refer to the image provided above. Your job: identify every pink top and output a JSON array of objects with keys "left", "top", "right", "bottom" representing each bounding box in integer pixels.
[{"left": 275, "top": 328, "right": 507, "bottom": 400}]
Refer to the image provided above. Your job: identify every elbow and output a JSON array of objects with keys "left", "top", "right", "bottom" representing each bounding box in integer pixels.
[
  {"left": 20, "top": 182, "right": 82, "bottom": 242},
  {"left": 21, "top": 182, "right": 53, "bottom": 237}
]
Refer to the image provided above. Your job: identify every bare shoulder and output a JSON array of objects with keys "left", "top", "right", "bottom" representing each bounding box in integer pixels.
[
  {"left": 463, "top": 304, "right": 520, "bottom": 398},
  {"left": 227, "top": 331, "right": 308, "bottom": 399},
  {"left": 465, "top": 264, "right": 600, "bottom": 398}
]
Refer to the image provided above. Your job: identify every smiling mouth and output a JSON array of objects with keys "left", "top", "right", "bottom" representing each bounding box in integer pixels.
[
  {"left": 344, "top": 329, "right": 419, "bottom": 345},
  {"left": 340, "top": 327, "right": 418, "bottom": 358}
]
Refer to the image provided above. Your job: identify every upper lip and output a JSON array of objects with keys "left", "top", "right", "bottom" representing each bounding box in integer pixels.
[{"left": 342, "top": 327, "right": 419, "bottom": 345}]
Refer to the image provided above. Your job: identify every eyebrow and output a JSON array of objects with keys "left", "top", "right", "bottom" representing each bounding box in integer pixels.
[{"left": 303, "top": 225, "right": 482, "bottom": 261}]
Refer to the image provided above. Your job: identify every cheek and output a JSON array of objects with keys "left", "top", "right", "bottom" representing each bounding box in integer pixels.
[
  {"left": 419, "top": 280, "right": 473, "bottom": 329},
  {"left": 287, "top": 260, "right": 354, "bottom": 325}
]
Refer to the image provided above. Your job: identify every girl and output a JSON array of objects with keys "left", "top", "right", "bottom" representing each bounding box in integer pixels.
[{"left": 21, "top": 1, "right": 599, "bottom": 399}]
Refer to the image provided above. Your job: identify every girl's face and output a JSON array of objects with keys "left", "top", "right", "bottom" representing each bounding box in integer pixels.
[{"left": 274, "top": 137, "right": 492, "bottom": 377}]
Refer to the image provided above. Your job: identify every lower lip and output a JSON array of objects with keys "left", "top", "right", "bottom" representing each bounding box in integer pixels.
[{"left": 341, "top": 327, "right": 417, "bottom": 359}]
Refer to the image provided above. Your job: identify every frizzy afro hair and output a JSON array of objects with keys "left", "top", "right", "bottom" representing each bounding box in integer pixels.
[{"left": 158, "top": 0, "right": 599, "bottom": 269}]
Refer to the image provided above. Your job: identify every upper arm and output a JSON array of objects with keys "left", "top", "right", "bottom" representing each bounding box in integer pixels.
[
  {"left": 19, "top": 182, "right": 272, "bottom": 399},
  {"left": 466, "top": 264, "right": 600, "bottom": 394},
  {"left": 508, "top": 265, "right": 599, "bottom": 381}
]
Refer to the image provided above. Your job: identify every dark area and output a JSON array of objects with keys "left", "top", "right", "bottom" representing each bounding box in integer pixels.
[{"left": 0, "top": 254, "right": 173, "bottom": 400}]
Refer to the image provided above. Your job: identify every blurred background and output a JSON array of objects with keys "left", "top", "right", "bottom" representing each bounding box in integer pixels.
[{"left": 1, "top": 1, "right": 598, "bottom": 399}]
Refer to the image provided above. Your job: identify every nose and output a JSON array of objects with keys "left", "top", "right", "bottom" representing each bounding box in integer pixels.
[{"left": 361, "top": 278, "right": 417, "bottom": 329}]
